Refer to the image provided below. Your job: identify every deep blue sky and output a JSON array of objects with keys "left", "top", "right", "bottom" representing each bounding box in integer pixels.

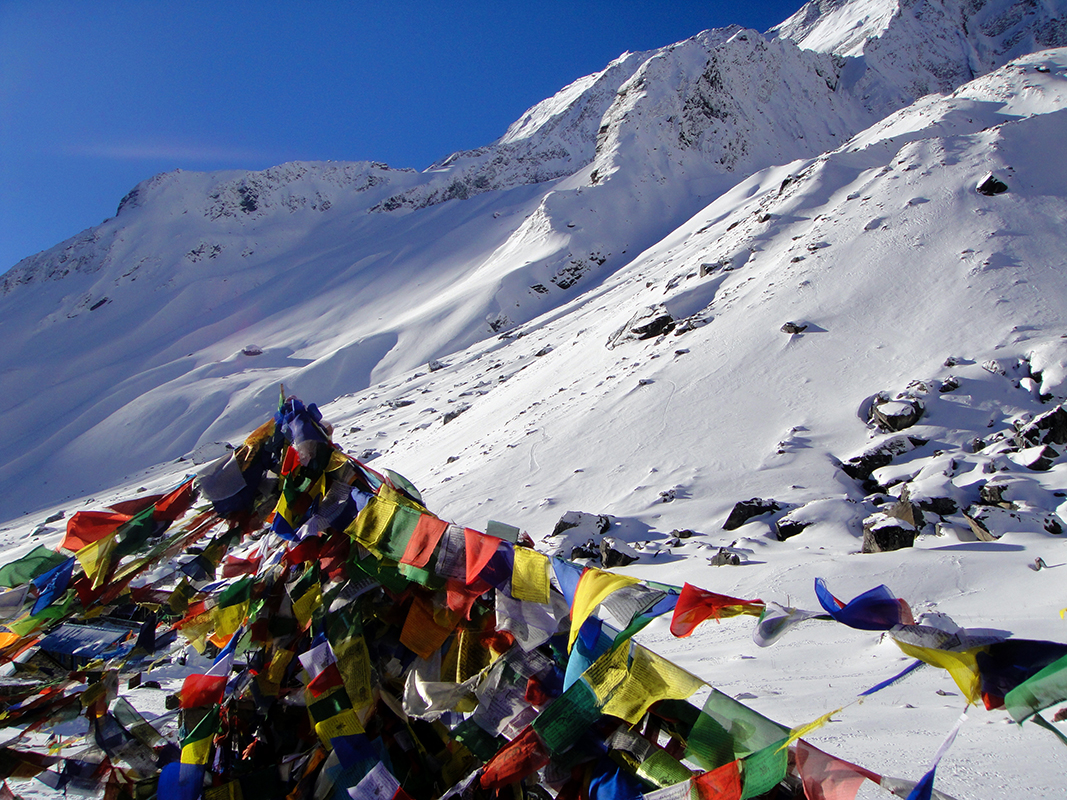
[{"left": 1, "top": 0, "right": 803, "bottom": 271}]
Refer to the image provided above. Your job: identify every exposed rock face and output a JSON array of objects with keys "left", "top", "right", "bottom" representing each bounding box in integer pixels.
[
  {"left": 551, "top": 511, "right": 612, "bottom": 540},
  {"left": 861, "top": 512, "right": 916, "bottom": 553},
  {"left": 976, "top": 173, "right": 1009, "bottom": 196},
  {"left": 723, "top": 498, "right": 782, "bottom": 530},
  {"left": 600, "top": 537, "right": 639, "bottom": 568},
  {"left": 781, "top": 321, "right": 808, "bottom": 334},
  {"left": 774, "top": 514, "right": 811, "bottom": 541},
  {"left": 1015, "top": 404, "right": 1067, "bottom": 448}
]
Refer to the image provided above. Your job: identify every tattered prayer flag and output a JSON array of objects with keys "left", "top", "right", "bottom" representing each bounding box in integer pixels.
[
  {"left": 435, "top": 524, "right": 468, "bottom": 580},
  {"left": 464, "top": 528, "right": 500, "bottom": 585},
  {"left": 212, "top": 578, "right": 252, "bottom": 641},
  {"left": 601, "top": 645, "right": 703, "bottom": 724},
  {"left": 75, "top": 533, "right": 118, "bottom": 590},
  {"left": 814, "top": 578, "right": 913, "bottom": 631},
  {"left": 511, "top": 547, "right": 550, "bottom": 604},
  {"left": 1005, "top": 651, "right": 1067, "bottom": 722},
  {"left": 62, "top": 511, "right": 131, "bottom": 552},
  {"left": 691, "top": 760, "right": 742, "bottom": 800},
  {"left": 686, "top": 690, "right": 789, "bottom": 771},
  {"left": 669, "top": 583, "right": 763, "bottom": 638},
  {"left": 0, "top": 546, "right": 67, "bottom": 589},
  {"left": 399, "top": 515, "right": 448, "bottom": 568},
  {"left": 643, "top": 781, "right": 691, "bottom": 800},
  {"left": 0, "top": 585, "right": 28, "bottom": 621},
  {"left": 781, "top": 707, "right": 845, "bottom": 751},
  {"left": 890, "top": 632, "right": 984, "bottom": 704},
  {"left": 479, "top": 726, "right": 551, "bottom": 789},
  {"left": 583, "top": 635, "right": 632, "bottom": 705},
  {"left": 568, "top": 568, "right": 639, "bottom": 652},
  {"left": 376, "top": 504, "right": 421, "bottom": 562},
  {"left": 307, "top": 686, "right": 364, "bottom": 745},
  {"left": 752, "top": 602, "right": 822, "bottom": 647},
  {"left": 795, "top": 739, "right": 880, "bottom": 800}
]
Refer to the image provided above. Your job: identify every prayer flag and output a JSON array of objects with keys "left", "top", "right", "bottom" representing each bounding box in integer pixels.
[
  {"left": 0, "top": 546, "right": 67, "bottom": 588},
  {"left": 569, "top": 568, "right": 639, "bottom": 652},
  {"left": 795, "top": 739, "right": 880, "bottom": 800},
  {"left": 691, "top": 760, "right": 742, "bottom": 800},
  {"left": 669, "top": 583, "right": 763, "bottom": 637},
  {"left": 62, "top": 511, "right": 131, "bottom": 552},
  {"left": 814, "top": 578, "right": 913, "bottom": 631},
  {"left": 399, "top": 515, "right": 448, "bottom": 568},
  {"left": 1005, "top": 651, "right": 1067, "bottom": 722},
  {"left": 30, "top": 557, "right": 74, "bottom": 615}
]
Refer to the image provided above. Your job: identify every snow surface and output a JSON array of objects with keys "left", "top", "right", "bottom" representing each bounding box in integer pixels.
[{"left": 4, "top": 0, "right": 1067, "bottom": 796}]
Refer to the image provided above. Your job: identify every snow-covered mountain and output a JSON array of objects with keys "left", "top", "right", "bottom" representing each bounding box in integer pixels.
[
  {"left": 5, "top": 0, "right": 1067, "bottom": 795},
  {"left": 4, "top": 0, "right": 1064, "bottom": 526}
]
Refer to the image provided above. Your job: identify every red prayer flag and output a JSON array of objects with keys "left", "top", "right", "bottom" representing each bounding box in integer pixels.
[
  {"left": 691, "top": 760, "right": 742, "bottom": 800},
  {"left": 62, "top": 511, "right": 131, "bottom": 552},
  {"left": 399, "top": 515, "right": 448, "bottom": 568},
  {"left": 795, "top": 739, "right": 880, "bottom": 800},
  {"left": 670, "top": 583, "right": 764, "bottom": 638},
  {"left": 464, "top": 528, "right": 499, "bottom": 585},
  {"left": 479, "top": 727, "right": 551, "bottom": 789},
  {"left": 154, "top": 478, "right": 196, "bottom": 522},
  {"left": 307, "top": 663, "right": 344, "bottom": 697},
  {"left": 108, "top": 495, "right": 162, "bottom": 516},
  {"left": 179, "top": 673, "right": 226, "bottom": 709}
]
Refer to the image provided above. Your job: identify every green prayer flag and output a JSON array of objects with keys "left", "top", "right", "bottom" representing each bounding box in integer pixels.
[
  {"left": 0, "top": 546, "right": 68, "bottom": 588},
  {"left": 740, "top": 738, "right": 788, "bottom": 799},
  {"left": 636, "top": 749, "right": 693, "bottom": 789},
  {"left": 531, "top": 678, "right": 602, "bottom": 755},
  {"left": 1005, "top": 652, "right": 1067, "bottom": 723}
]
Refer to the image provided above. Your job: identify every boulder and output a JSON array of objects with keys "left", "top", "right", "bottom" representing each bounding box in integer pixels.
[
  {"left": 841, "top": 435, "right": 927, "bottom": 481},
  {"left": 570, "top": 539, "right": 600, "bottom": 560},
  {"left": 781, "top": 321, "right": 808, "bottom": 334},
  {"left": 1015, "top": 404, "right": 1067, "bottom": 448},
  {"left": 774, "top": 514, "right": 811, "bottom": 541},
  {"left": 861, "top": 513, "right": 916, "bottom": 553},
  {"left": 976, "top": 173, "right": 1009, "bottom": 196},
  {"left": 723, "top": 498, "right": 781, "bottom": 531},
  {"left": 709, "top": 548, "right": 742, "bottom": 566},
  {"left": 871, "top": 398, "right": 924, "bottom": 432},
  {"left": 600, "top": 537, "right": 639, "bottom": 568},
  {"left": 883, "top": 487, "right": 925, "bottom": 530},
  {"left": 1011, "top": 445, "right": 1059, "bottom": 471}
]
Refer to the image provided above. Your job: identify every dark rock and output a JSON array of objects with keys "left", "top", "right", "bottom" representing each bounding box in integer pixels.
[
  {"left": 600, "top": 538, "right": 638, "bottom": 568},
  {"left": 774, "top": 515, "right": 811, "bottom": 541},
  {"left": 428, "top": 359, "right": 448, "bottom": 372},
  {"left": 884, "top": 487, "right": 925, "bottom": 529},
  {"left": 1017, "top": 445, "right": 1059, "bottom": 471},
  {"left": 632, "top": 314, "right": 675, "bottom": 339},
  {"left": 862, "top": 513, "right": 916, "bottom": 553},
  {"left": 141, "top": 680, "right": 162, "bottom": 690},
  {"left": 841, "top": 435, "right": 927, "bottom": 481},
  {"left": 442, "top": 404, "right": 471, "bottom": 424},
  {"left": 939, "top": 376, "right": 960, "bottom": 393},
  {"left": 916, "top": 496, "right": 958, "bottom": 517},
  {"left": 44, "top": 510, "right": 65, "bottom": 524},
  {"left": 870, "top": 398, "right": 924, "bottom": 432},
  {"left": 710, "top": 548, "right": 742, "bottom": 566},
  {"left": 570, "top": 539, "right": 600, "bottom": 560},
  {"left": 976, "top": 173, "right": 1009, "bottom": 196},
  {"left": 551, "top": 511, "right": 611, "bottom": 539},
  {"left": 1015, "top": 404, "right": 1067, "bottom": 448},
  {"left": 979, "top": 480, "right": 1013, "bottom": 507},
  {"left": 671, "top": 529, "right": 697, "bottom": 539},
  {"left": 723, "top": 498, "right": 781, "bottom": 531},
  {"left": 165, "top": 693, "right": 181, "bottom": 710},
  {"left": 387, "top": 398, "right": 415, "bottom": 409},
  {"left": 781, "top": 321, "right": 808, "bottom": 334}
]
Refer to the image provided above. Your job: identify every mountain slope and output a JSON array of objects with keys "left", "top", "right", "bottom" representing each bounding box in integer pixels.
[{"left": 0, "top": 0, "right": 1065, "bottom": 527}]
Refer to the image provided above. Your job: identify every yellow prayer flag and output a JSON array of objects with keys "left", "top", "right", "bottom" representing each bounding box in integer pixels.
[
  {"left": 345, "top": 495, "right": 397, "bottom": 553},
  {"left": 512, "top": 547, "right": 551, "bottom": 604},
  {"left": 601, "top": 644, "right": 704, "bottom": 724},
  {"left": 75, "top": 532, "right": 118, "bottom": 589},
  {"left": 780, "top": 707, "right": 845, "bottom": 751},
  {"left": 584, "top": 638, "right": 632, "bottom": 705},
  {"left": 892, "top": 639, "right": 984, "bottom": 704},
  {"left": 212, "top": 600, "right": 250, "bottom": 641},
  {"left": 568, "top": 568, "right": 640, "bottom": 652}
]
